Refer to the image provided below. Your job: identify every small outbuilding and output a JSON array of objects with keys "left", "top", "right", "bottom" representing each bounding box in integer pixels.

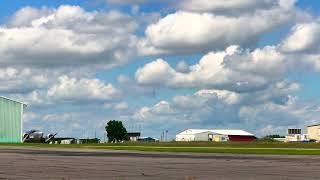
[
  {"left": 127, "top": 132, "right": 141, "bottom": 141},
  {"left": 0, "top": 97, "right": 26, "bottom": 143},
  {"left": 175, "top": 129, "right": 256, "bottom": 142},
  {"left": 54, "top": 137, "right": 77, "bottom": 144},
  {"left": 137, "top": 137, "right": 159, "bottom": 142}
]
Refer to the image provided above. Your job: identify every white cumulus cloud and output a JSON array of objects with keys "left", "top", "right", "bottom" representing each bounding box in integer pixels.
[
  {"left": 0, "top": 5, "right": 138, "bottom": 69},
  {"left": 179, "top": 0, "right": 275, "bottom": 14},
  {"left": 281, "top": 22, "right": 320, "bottom": 53},
  {"left": 139, "top": 4, "right": 299, "bottom": 55},
  {"left": 48, "top": 75, "right": 122, "bottom": 102},
  {"left": 136, "top": 46, "right": 296, "bottom": 92}
]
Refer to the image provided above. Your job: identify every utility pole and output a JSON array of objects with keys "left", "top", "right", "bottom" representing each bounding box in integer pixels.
[
  {"left": 162, "top": 131, "right": 165, "bottom": 142},
  {"left": 165, "top": 130, "right": 168, "bottom": 142},
  {"left": 103, "top": 132, "right": 105, "bottom": 143}
]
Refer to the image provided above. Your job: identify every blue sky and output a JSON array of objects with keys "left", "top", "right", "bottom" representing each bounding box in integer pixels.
[{"left": 1, "top": 0, "right": 320, "bottom": 139}]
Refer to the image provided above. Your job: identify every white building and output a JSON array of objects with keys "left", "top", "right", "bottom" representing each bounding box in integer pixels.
[
  {"left": 285, "top": 134, "right": 309, "bottom": 142},
  {"left": 175, "top": 129, "right": 256, "bottom": 142},
  {"left": 285, "top": 128, "right": 309, "bottom": 142}
]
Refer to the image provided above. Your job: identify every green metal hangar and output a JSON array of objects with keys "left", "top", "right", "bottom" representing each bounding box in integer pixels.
[{"left": 0, "top": 96, "right": 26, "bottom": 143}]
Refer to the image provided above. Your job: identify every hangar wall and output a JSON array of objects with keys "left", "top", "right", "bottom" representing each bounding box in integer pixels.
[
  {"left": 0, "top": 97, "right": 24, "bottom": 143},
  {"left": 194, "top": 132, "right": 211, "bottom": 141},
  {"left": 308, "top": 125, "right": 320, "bottom": 141}
]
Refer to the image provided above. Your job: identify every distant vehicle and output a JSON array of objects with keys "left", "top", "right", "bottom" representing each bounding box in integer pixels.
[{"left": 22, "top": 130, "right": 57, "bottom": 143}]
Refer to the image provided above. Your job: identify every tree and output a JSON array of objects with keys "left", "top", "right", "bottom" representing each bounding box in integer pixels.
[
  {"left": 264, "top": 135, "right": 285, "bottom": 138},
  {"left": 257, "top": 134, "right": 285, "bottom": 142},
  {"left": 105, "top": 120, "right": 127, "bottom": 142}
]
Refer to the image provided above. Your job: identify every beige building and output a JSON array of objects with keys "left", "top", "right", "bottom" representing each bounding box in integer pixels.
[{"left": 307, "top": 124, "right": 320, "bottom": 141}]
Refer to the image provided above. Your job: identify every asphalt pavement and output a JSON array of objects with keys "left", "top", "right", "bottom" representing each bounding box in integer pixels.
[{"left": 0, "top": 147, "right": 319, "bottom": 180}]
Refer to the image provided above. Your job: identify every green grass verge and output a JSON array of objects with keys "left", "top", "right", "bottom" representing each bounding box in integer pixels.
[
  {"left": 1, "top": 141, "right": 320, "bottom": 155},
  {"left": 89, "top": 146, "right": 320, "bottom": 155}
]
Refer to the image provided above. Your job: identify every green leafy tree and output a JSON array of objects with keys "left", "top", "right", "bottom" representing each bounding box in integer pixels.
[
  {"left": 105, "top": 120, "right": 127, "bottom": 142},
  {"left": 264, "top": 135, "right": 285, "bottom": 138}
]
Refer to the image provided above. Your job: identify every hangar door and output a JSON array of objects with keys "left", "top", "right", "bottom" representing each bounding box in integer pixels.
[{"left": 0, "top": 97, "right": 24, "bottom": 143}]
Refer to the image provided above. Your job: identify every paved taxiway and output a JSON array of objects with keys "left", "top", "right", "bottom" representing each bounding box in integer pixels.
[{"left": 0, "top": 147, "right": 320, "bottom": 180}]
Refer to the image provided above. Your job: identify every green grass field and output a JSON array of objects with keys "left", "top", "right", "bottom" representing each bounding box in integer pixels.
[{"left": 2, "top": 141, "right": 320, "bottom": 155}]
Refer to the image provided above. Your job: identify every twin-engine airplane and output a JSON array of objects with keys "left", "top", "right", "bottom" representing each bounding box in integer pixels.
[{"left": 22, "top": 130, "right": 57, "bottom": 143}]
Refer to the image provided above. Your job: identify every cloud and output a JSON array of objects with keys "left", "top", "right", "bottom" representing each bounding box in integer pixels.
[
  {"left": 304, "top": 54, "right": 320, "bottom": 72},
  {"left": 117, "top": 75, "right": 155, "bottom": 97},
  {"left": 279, "top": 21, "right": 320, "bottom": 72},
  {"left": 132, "top": 84, "right": 315, "bottom": 136},
  {"left": 0, "top": 5, "right": 138, "bottom": 69},
  {"left": 13, "top": 91, "right": 47, "bottom": 106},
  {"left": 178, "top": 0, "right": 275, "bottom": 14},
  {"left": 136, "top": 45, "right": 297, "bottom": 93},
  {"left": 178, "top": 0, "right": 298, "bottom": 14},
  {"left": 23, "top": 111, "right": 89, "bottom": 136},
  {"left": 3, "top": 2, "right": 319, "bottom": 140},
  {"left": 114, "top": 102, "right": 129, "bottom": 110},
  {"left": 106, "top": 0, "right": 148, "bottom": 5},
  {"left": 133, "top": 100, "right": 178, "bottom": 123},
  {"left": 281, "top": 22, "right": 320, "bottom": 53},
  {"left": 0, "top": 67, "right": 48, "bottom": 93},
  {"left": 8, "top": 6, "right": 54, "bottom": 27},
  {"left": 175, "top": 61, "right": 189, "bottom": 73},
  {"left": 139, "top": 4, "right": 299, "bottom": 55},
  {"left": 172, "top": 81, "right": 300, "bottom": 109},
  {"left": 193, "top": 89, "right": 241, "bottom": 105},
  {"left": 23, "top": 112, "right": 41, "bottom": 123},
  {"left": 47, "top": 75, "right": 122, "bottom": 103},
  {"left": 278, "top": 0, "right": 298, "bottom": 11},
  {"left": 135, "top": 59, "right": 176, "bottom": 86},
  {"left": 43, "top": 113, "right": 72, "bottom": 122}
]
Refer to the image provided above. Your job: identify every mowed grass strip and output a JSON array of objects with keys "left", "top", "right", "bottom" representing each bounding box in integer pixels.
[
  {"left": 89, "top": 141, "right": 320, "bottom": 149},
  {"left": 85, "top": 145, "right": 320, "bottom": 155},
  {"left": 2, "top": 142, "right": 320, "bottom": 155}
]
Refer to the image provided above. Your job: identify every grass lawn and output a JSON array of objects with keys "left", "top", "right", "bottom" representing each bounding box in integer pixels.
[{"left": 2, "top": 141, "right": 320, "bottom": 155}]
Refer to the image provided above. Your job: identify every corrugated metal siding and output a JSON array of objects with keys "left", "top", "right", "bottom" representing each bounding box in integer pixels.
[{"left": 0, "top": 98, "right": 23, "bottom": 143}]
